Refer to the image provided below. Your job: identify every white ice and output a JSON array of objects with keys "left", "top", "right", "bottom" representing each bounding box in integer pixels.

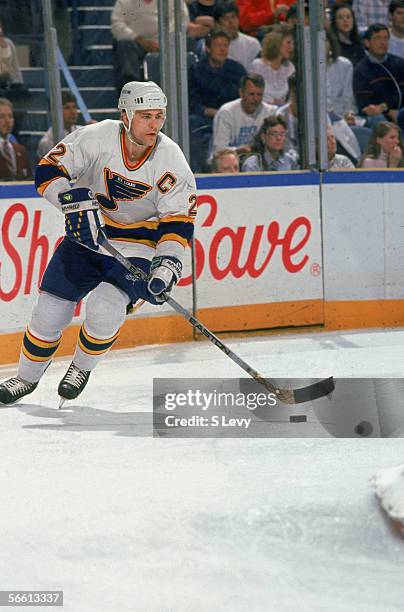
[{"left": 1, "top": 328, "right": 404, "bottom": 612}]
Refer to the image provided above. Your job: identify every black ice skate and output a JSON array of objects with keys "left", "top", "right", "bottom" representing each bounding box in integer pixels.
[
  {"left": 0, "top": 377, "right": 38, "bottom": 405},
  {"left": 58, "top": 363, "right": 91, "bottom": 408}
]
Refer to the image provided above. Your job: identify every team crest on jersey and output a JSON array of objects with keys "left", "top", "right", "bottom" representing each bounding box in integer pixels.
[{"left": 96, "top": 168, "right": 153, "bottom": 211}]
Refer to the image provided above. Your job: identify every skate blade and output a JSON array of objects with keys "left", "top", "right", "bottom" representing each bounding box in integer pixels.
[{"left": 58, "top": 397, "right": 68, "bottom": 410}]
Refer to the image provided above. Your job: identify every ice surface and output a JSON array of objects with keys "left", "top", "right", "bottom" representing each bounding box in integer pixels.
[{"left": 1, "top": 328, "right": 404, "bottom": 611}]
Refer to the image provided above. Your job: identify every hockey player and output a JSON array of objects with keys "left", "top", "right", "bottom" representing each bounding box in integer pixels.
[{"left": 0, "top": 81, "right": 197, "bottom": 406}]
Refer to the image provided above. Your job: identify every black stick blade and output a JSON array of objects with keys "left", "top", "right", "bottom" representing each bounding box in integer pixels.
[{"left": 292, "top": 376, "right": 335, "bottom": 404}]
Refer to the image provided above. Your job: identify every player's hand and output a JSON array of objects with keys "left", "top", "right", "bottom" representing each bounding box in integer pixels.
[
  {"left": 147, "top": 256, "right": 182, "bottom": 303},
  {"left": 59, "top": 187, "right": 104, "bottom": 251}
]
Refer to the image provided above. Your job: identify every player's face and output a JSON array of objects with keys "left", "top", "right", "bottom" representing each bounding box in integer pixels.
[
  {"left": 129, "top": 109, "right": 166, "bottom": 146},
  {"left": 240, "top": 81, "right": 264, "bottom": 114},
  {"left": 0, "top": 104, "right": 14, "bottom": 137}
]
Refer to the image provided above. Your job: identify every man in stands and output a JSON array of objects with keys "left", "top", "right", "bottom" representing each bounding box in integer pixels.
[
  {"left": 37, "top": 92, "right": 81, "bottom": 159},
  {"left": 212, "top": 73, "right": 276, "bottom": 160},
  {"left": 0, "top": 97, "right": 31, "bottom": 180},
  {"left": 353, "top": 23, "right": 404, "bottom": 124},
  {"left": 111, "top": 0, "right": 191, "bottom": 92},
  {"left": 188, "top": 27, "right": 246, "bottom": 171},
  {"left": 211, "top": 148, "right": 240, "bottom": 172},
  {"left": 388, "top": 0, "right": 404, "bottom": 59},
  {"left": 213, "top": 1, "right": 261, "bottom": 70}
]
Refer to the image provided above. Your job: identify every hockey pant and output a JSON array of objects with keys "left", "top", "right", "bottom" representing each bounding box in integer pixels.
[{"left": 18, "top": 283, "right": 129, "bottom": 383}]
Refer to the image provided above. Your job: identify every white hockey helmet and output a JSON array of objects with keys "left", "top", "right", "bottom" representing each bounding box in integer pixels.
[{"left": 118, "top": 81, "right": 167, "bottom": 120}]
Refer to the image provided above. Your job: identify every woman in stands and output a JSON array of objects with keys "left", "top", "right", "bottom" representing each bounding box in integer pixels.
[
  {"left": 360, "top": 121, "right": 404, "bottom": 167},
  {"left": 326, "top": 29, "right": 356, "bottom": 122},
  {"left": 329, "top": 4, "right": 365, "bottom": 68},
  {"left": 241, "top": 115, "right": 298, "bottom": 172},
  {"left": 249, "top": 24, "right": 295, "bottom": 105}
]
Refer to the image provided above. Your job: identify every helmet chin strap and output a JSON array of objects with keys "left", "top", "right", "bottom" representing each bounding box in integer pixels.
[{"left": 123, "top": 110, "right": 166, "bottom": 146}]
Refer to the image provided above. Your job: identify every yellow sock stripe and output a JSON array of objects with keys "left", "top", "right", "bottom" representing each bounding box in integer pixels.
[
  {"left": 25, "top": 329, "right": 61, "bottom": 349},
  {"left": 78, "top": 326, "right": 120, "bottom": 356}
]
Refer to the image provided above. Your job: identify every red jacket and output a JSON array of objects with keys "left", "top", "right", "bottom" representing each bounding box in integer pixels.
[
  {"left": 237, "top": 0, "right": 296, "bottom": 34},
  {"left": 0, "top": 141, "right": 32, "bottom": 181}
]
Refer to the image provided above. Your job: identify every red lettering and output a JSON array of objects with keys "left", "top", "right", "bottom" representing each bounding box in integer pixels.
[
  {"left": 209, "top": 226, "right": 246, "bottom": 280},
  {"left": 0, "top": 203, "right": 28, "bottom": 301},
  {"left": 281, "top": 217, "right": 311, "bottom": 273},
  {"left": 24, "top": 211, "right": 50, "bottom": 294}
]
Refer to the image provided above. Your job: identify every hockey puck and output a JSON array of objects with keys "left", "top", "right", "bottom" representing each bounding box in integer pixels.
[
  {"left": 289, "top": 415, "right": 307, "bottom": 423},
  {"left": 354, "top": 421, "right": 373, "bottom": 437}
]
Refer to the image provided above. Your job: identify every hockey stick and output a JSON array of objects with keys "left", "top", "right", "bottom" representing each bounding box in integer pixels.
[{"left": 98, "top": 233, "right": 334, "bottom": 405}]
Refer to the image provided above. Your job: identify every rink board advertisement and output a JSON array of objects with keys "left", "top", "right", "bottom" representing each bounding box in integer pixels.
[
  {"left": 193, "top": 175, "right": 324, "bottom": 331},
  {"left": 1, "top": 171, "right": 404, "bottom": 364}
]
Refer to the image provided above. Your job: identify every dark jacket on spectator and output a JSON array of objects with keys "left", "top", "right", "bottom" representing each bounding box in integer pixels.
[
  {"left": 353, "top": 53, "right": 404, "bottom": 113},
  {"left": 338, "top": 39, "right": 366, "bottom": 67},
  {"left": 0, "top": 141, "right": 32, "bottom": 180},
  {"left": 189, "top": 56, "right": 246, "bottom": 117}
]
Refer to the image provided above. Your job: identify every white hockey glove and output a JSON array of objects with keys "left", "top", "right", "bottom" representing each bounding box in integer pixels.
[
  {"left": 59, "top": 188, "right": 104, "bottom": 251},
  {"left": 147, "top": 256, "right": 182, "bottom": 303}
]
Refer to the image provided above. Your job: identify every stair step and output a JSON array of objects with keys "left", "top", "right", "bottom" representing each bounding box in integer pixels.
[
  {"left": 28, "top": 87, "right": 117, "bottom": 108},
  {"left": 79, "top": 25, "right": 113, "bottom": 46},
  {"left": 68, "top": 6, "right": 112, "bottom": 25},
  {"left": 22, "top": 65, "right": 115, "bottom": 88},
  {"left": 73, "top": 0, "right": 115, "bottom": 6},
  {"left": 83, "top": 45, "right": 113, "bottom": 65}
]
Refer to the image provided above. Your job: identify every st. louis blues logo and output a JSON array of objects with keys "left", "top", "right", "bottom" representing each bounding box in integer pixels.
[{"left": 96, "top": 168, "right": 153, "bottom": 211}]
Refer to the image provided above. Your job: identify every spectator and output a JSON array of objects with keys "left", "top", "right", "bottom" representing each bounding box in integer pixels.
[
  {"left": 353, "top": 24, "right": 404, "bottom": 125},
  {"left": 212, "top": 73, "right": 277, "bottom": 158},
  {"left": 111, "top": 0, "right": 190, "bottom": 92},
  {"left": 0, "top": 19, "right": 30, "bottom": 135},
  {"left": 360, "top": 120, "right": 404, "bottom": 166},
  {"left": 0, "top": 97, "right": 31, "bottom": 180},
  {"left": 213, "top": 1, "right": 261, "bottom": 70},
  {"left": 211, "top": 147, "right": 240, "bottom": 172},
  {"left": 276, "top": 74, "right": 299, "bottom": 150},
  {"left": 37, "top": 92, "right": 82, "bottom": 159},
  {"left": 388, "top": 0, "right": 404, "bottom": 59},
  {"left": 249, "top": 24, "right": 295, "bottom": 105},
  {"left": 352, "top": 0, "right": 390, "bottom": 31},
  {"left": 188, "top": 0, "right": 216, "bottom": 39},
  {"left": 326, "top": 29, "right": 356, "bottom": 121},
  {"left": 329, "top": 4, "right": 366, "bottom": 67},
  {"left": 286, "top": 3, "right": 310, "bottom": 26},
  {"left": 188, "top": 28, "right": 247, "bottom": 171},
  {"left": 241, "top": 115, "right": 299, "bottom": 171},
  {"left": 327, "top": 126, "right": 356, "bottom": 168},
  {"left": 236, "top": 0, "right": 296, "bottom": 35}
]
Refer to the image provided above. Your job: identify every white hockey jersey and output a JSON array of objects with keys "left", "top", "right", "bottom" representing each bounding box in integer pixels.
[{"left": 36, "top": 120, "right": 197, "bottom": 260}]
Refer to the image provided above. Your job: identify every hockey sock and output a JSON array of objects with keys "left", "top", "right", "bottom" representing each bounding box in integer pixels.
[
  {"left": 18, "top": 327, "right": 62, "bottom": 383},
  {"left": 72, "top": 324, "right": 120, "bottom": 371}
]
